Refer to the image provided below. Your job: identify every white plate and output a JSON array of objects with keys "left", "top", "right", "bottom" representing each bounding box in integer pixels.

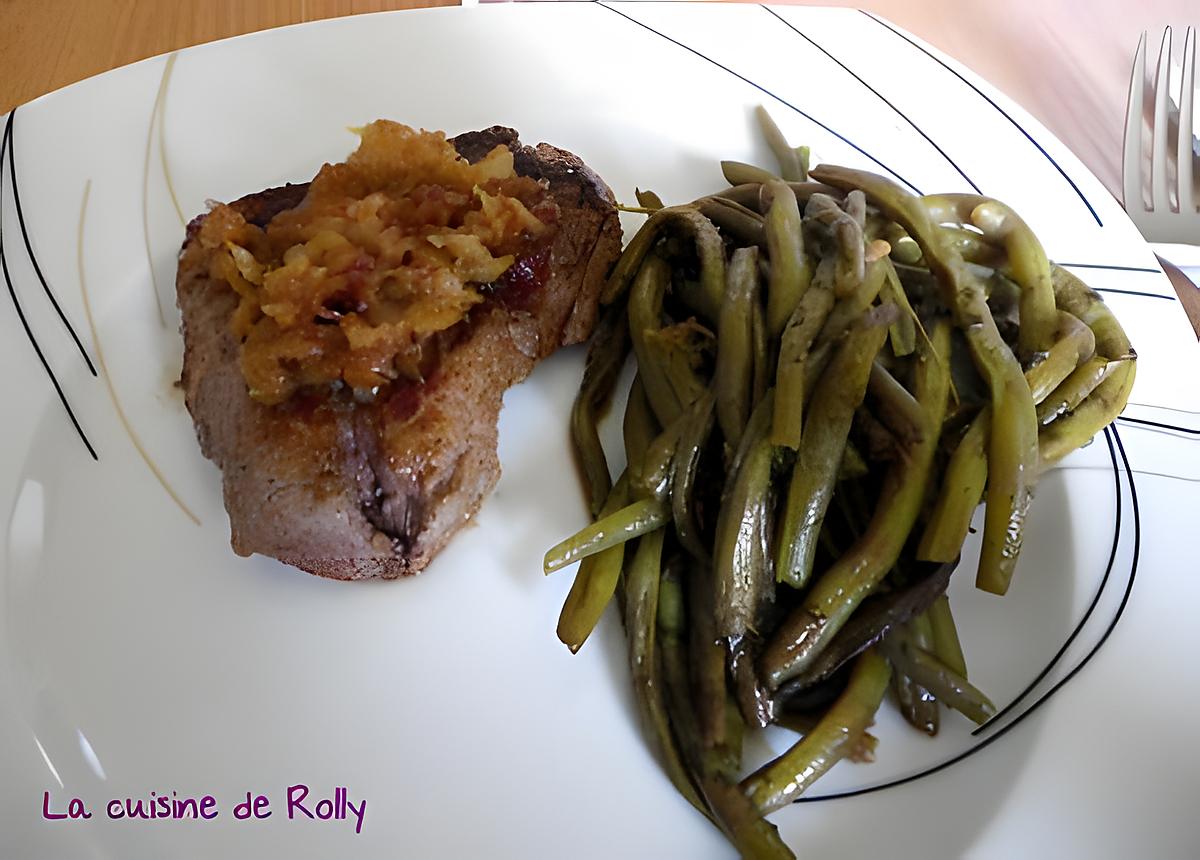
[{"left": 2, "top": 4, "right": 1198, "bottom": 857}]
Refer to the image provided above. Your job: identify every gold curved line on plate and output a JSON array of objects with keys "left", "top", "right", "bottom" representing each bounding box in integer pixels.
[
  {"left": 78, "top": 180, "right": 202, "bottom": 526},
  {"left": 141, "top": 53, "right": 179, "bottom": 328},
  {"left": 157, "top": 53, "right": 186, "bottom": 229}
]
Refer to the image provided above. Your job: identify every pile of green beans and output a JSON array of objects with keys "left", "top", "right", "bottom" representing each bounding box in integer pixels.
[{"left": 544, "top": 111, "right": 1135, "bottom": 859}]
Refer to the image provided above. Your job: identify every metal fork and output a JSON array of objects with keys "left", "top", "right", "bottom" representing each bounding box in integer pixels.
[{"left": 1122, "top": 26, "right": 1199, "bottom": 244}]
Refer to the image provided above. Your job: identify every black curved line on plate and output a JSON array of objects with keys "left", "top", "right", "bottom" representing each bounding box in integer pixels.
[
  {"left": 1117, "top": 416, "right": 1200, "bottom": 436},
  {"left": 0, "top": 115, "right": 98, "bottom": 460},
  {"left": 969, "top": 430, "right": 1123, "bottom": 735},
  {"left": 1056, "top": 262, "right": 1161, "bottom": 274},
  {"left": 597, "top": 2, "right": 923, "bottom": 195},
  {"left": 1092, "top": 287, "right": 1176, "bottom": 301},
  {"left": 861, "top": 10, "right": 1103, "bottom": 228},
  {"left": 6, "top": 109, "right": 97, "bottom": 376},
  {"left": 761, "top": 5, "right": 980, "bottom": 194},
  {"left": 797, "top": 425, "right": 1139, "bottom": 804}
]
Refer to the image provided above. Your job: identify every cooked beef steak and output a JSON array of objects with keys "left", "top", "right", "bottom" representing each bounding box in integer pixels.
[{"left": 177, "top": 127, "right": 621, "bottom": 578}]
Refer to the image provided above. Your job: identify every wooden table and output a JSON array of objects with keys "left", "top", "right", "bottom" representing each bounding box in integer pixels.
[{"left": 2, "top": 0, "right": 1197, "bottom": 329}]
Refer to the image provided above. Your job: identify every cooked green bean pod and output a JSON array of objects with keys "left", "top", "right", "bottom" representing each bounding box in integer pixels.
[
  {"left": 625, "top": 528, "right": 711, "bottom": 816},
  {"left": 601, "top": 206, "right": 726, "bottom": 316},
  {"left": 928, "top": 594, "right": 968, "bottom": 678},
  {"left": 814, "top": 256, "right": 889, "bottom": 353},
  {"left": 1036, "top": 355, "right": 1122, "bottom": 425},
  {"left": 715, "top": 246, "right": 760, "bottom": 449},
  {"left": 1039, "top": 267, "right": 1136, "bottom": 465},
  {"left": 723, "top": 160, "right": 781, "bottom": 186},
  {"left": 923, "top": 193, "right": 1058, "bottom": 359},
  {"left": 812, "top": 167, "right": 1038, "bottom": 597},
  {"left": 543, "top": 498, "right": 669, "bottom": 574},
  {"left": 917, "top": 413, "right": 988, "bottom": 563},
  {"left": 557, "top": 474, "right": 631, "bottom": 652},
  {"left": 629, "top": 255, "right": 684, "bottom": 426},
  {"left": 868, "top": 360, "right": 925, "bottom": 447},
  {"left": 571, "top": 302, "right": 629, "bottom": 515},
  {"left": 1026, "top": 311, "right": 1096, "bottom": 402},
  {"left": 671, "top": 391, "right": 716, "bottom": 561},
  {"left": 891, "top": 613, "right": 940, "bottom": 736},
  {"left": 764, "top": 179, "right": 811, "bottom": 338},
  {"left": 772, "top": 284, "right": 835, "bottom": 448},
  {"left": 636, "top": 188, "right": 666, "bottom": 210},
  {"left": 756, "top": 105, "right": 805, "bottom": 181},
  {"left": 879, "top": 258, "right": 917, "bottom": 356},
  {"left": 642, "top": 322, "right": 710, "bottom": 414},
  {"left": 763, "top": 320, "right": 950, "bottom": 688},
  {"left": 776, "top": 308, "right": 891, "bottom": 590},
  {"left": 623, "top": 375, "right": 659, "bottom": 485},
  {"left": 743, "top": 649, "right": 891, "bottom": 814},
  {"left": 713, "top": 391, "right": 777, "bottom": 638},
  {"left": 882, "top": 629, "right": 996, "bottom": 725},
  {"left": 698, "top": 196, "right": 768, "bottom": 248}
]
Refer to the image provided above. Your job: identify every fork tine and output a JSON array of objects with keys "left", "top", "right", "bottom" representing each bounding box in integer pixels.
[
  {"left": 1179, "top": 27, "right": 1196, "bottom": 215},
  {"left": 1151, "top": 27, "right": 1173, "bottom": 212},
  {"left": 1123, "top": 31, "right": 1148, "bottom": 212}
]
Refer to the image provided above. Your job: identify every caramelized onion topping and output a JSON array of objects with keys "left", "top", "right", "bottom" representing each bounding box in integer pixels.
[{"left": 195, "top": 120, "right": 557, "bottom": 405}]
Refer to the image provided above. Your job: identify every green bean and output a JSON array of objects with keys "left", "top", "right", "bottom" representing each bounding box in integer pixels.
[
  {"left": 642, "top": 322, "right": 710, "bottom": 413},
  {"left": 813, "top": 167, "right": 1037, "bottom": 597},
  {"left": 838, "top": 441, "right": 869, "bottom": 482},
  {"left": 756, "top": 105, "right": 804, "bottom": 181},
  {"left": 623, "top": 527, "right": 711, "bottom": 816},
  {"left": 629, "top": 255, "right": 684, "bottom": 426},
  {"left": 697, "top": 196, "right": 767, "bottom": 248},
  {"left": 714, "top": 391, "right": 777, "bottom": 638},
  {"left": 671, "top": 391, "right": 716, "bottom": 561},
  {"left": 701, "top": 775, "right": 795, "bottom": 860},
  {"left": 927, "top": 594, "right": 968, "bottom": 678},
  {"left": 722, "top": 160, "right": 780, "bottom": 186},
  {"left": 601, "top": 206, "right": 726, "bottom": 316},
  {"left": 918, "top": 413, "right": 987, "bottom": 564},
  {"left": 1039, "top": 360, "right": 1134, "bottom": 466},
  {"left": 623, "top": 375, "right": 659, "bottom": 485},
  {"left": 868, "top": 360, "right": 925, "bottom": 447},
  {"left": 743, "top": 649, "right": 891, "bottom": 814},
  {"left": 922, "top": 193, "right": 1057, "bottom": 359},
  {"left": 715, "top": 182, "right": 764, "bottom": 208},
  {"left": 1037, "top": 355, "right": 1122, "bottom": 426},
  {"left": 879, "top": 258, "right": 917, "bottom": 356},
  {"left": 938, "top": 224, "right": 1005, "bottom": 268},
  {"left": 773, "top": 559, "right": 955, "bottom": 694},
  {"left": 843, "top": 189, "right": 867, "bottom": 230},
  {"left": 890, "top": 235, "right": 924, "bottom": 265},
  {"left": 891, "top": 614, "right": 939, "bottom": 736},
  {"left": 557, "top": 474, "right": 631, "bottom": 652},
  {"left": 715, "top": 246, "right": 760, "bottom": 449},
  {"left": 1038, "top": 266, "right": 1136, "bottom": 466},
  {"left": 543, "top": 497, "right": 669, "bottom": 574},
  {"left": 571, "top": 302, "right": 629, "bottom": 515},
  {"left": 814, "top": 256, "right": 888, "bottom": 352},
  {"left": 636, "top": 187, "right": 665, "bottom": 210},
  {"left": 776, "top": 309, "right": 890, "bottom": 589},
  {"left": 635, "top": 418, "right": 684, "bottom": 501},
  {"left": 764, "top": 180, "right": 812, "bottom": 339},
  {"left": 1027, "top": 311, "right": 1095, "bottom": 402},
  {"left": 771, "top": 284, "right": 835, "bottom": 448},
  {"left": 882, "top": 632, "right": 995, "bottom": 725},
  {"left": 682, "top": 559, "right": 729, "bottom": 749},
  {"left": 751, "top": 290, "right": 770, "bottom": 411},
  {"left": 760, "top": 181, "right": 844, "bottom": 213},
  {"left": 763, "top": 320, "right": 950, "bottom": 689},
  {"left": 730, "top": 634, "right": 774, "bottom": 729}
]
